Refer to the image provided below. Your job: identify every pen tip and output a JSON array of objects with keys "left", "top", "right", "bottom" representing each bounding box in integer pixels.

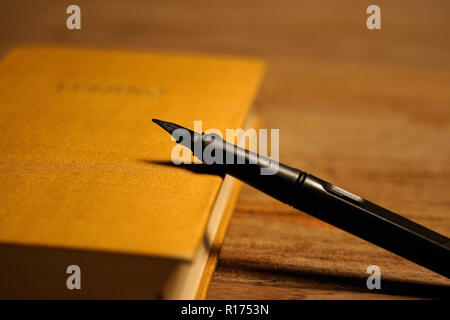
[
  {"left": 152, "top": 118, "right": 165, "bottom": 127},
  {"left": 152, "top": 118, "right": 186, "bottom": 135}
]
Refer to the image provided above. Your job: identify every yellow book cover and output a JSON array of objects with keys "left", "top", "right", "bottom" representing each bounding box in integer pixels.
[{"left": 0, "top": 47, "right": 265, "bottom": 299}]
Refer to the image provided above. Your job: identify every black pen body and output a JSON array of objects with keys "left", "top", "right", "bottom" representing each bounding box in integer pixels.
[
  {"left": 204, "top": 133, "right": 450, "bottom": 278},
  {"left": 292, "top": 174, "right": 450, "bottom": 278},
  {"left": 152, "top": 120, "right": 450, "bottom": 278}
]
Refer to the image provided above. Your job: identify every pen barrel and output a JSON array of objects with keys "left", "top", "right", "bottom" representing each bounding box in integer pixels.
[
  {"left": 206, "top": 134, "right": 303, "bottom": 204},
  {"left": 204, "top": 134, "right": 449, "bottom": 277},
  {"left": 291, "top": 174, "right": 450, "bottom": 278}
]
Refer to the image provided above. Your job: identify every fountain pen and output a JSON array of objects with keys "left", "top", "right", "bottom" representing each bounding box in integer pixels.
[{"left": 152, "top": 119, "right": 449, "bottom": 278}]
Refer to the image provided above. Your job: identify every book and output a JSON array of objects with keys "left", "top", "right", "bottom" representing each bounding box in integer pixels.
[{"left": 0, "top": 47, "right": 265, "bottom": 299}]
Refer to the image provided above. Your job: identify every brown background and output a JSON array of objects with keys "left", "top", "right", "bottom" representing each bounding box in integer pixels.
[{"left": 1, "top": 0, "right": 449, "bottom": 299}]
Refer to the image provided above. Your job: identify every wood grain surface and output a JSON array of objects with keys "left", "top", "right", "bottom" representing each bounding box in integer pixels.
[{"left": 0, "top": 0, "right": 449, "bottom": 299}]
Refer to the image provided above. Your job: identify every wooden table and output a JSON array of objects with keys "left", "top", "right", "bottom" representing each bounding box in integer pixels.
[{"left": 1, "top": 0, "right": 449, "bottom": 299}]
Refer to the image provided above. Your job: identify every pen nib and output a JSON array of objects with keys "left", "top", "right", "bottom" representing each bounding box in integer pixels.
[{"left": 152, "top": 119, "right": 186, "bottom": 135}]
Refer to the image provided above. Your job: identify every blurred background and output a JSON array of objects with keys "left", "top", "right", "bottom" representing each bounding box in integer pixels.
[{"left": 1, "top": 0, "right": 449, "bottom": 299}]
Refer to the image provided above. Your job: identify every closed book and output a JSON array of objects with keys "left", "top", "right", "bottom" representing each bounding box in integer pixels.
[{"left": 0, "top": 47, "right": 264, "bottom": 299}]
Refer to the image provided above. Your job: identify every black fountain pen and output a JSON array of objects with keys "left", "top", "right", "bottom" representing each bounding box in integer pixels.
[{"left": 153, "top": 119, "right": 449, "bottom": 278}]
